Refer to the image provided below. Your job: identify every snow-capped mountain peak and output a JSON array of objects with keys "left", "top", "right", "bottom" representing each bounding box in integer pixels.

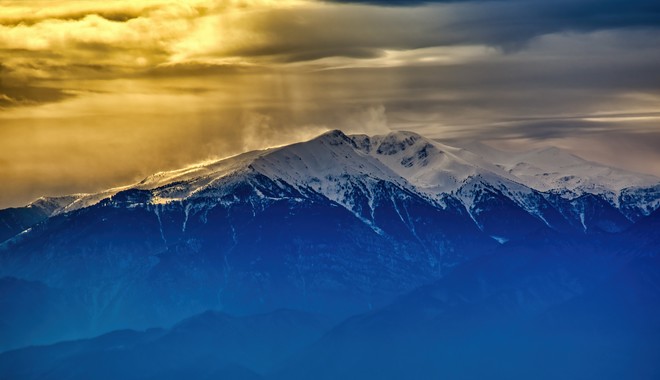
[
  {"left": 19, "top": 129, "right": 660, "bottom": 228},
  {"left": 455, "top": 141, "right": 660, "bottom": 198}
]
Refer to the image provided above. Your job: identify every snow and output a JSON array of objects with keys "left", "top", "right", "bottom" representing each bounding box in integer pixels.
[
  {"left": 353, "top": 131, "right": 481, "bottom": 194},
  {"left": 28, "top": 187, "right": 134, "bottom": 216},
  {"left": 248, "top": 130, "right": 418, "bottom": 230},
  {"left": 349, "top": 131, "right": 562, "bottom": 225},
  {"left": 16, "top": 129, "right": 660, "bottom": 226},
  {"left": 456, "top": 141, "right": 660, "bottom": 198},
  {"left": 491, "top": 236, "right": 509, "bottom": 244},
  {"left": 30, "top": 195, "right": 82, "bottom": 216}
]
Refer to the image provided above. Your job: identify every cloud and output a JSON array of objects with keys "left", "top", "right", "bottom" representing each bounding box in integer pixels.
[
  {"left": 325, "top": 0, "right": 660, "bottom": 47},
  {"left": 0, "top": 1, "right": 376, "bottom": 112},
  {"left": 324, "top": 0, "right": 490, "bottom": 5},
  {"left": 2, "top": 0, "right": 658, "bottom": 95},
  {"left": 0, "top": 86, "right": 73, "bottom": 109},
  {"left": 0, "top": 0, "right": 659, "bottom": 207}
]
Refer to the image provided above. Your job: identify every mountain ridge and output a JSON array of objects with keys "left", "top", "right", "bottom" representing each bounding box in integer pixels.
[
  {"left": 0, "top": 129, "right": 659, "bottom": 353},
  {"left": 6, "top": 129, "right": 659, "bottom": 240}
]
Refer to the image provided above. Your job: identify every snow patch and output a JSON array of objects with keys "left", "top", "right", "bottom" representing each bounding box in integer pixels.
[{"left": 491, "top": 236, "right": 509, "bottom": 244}]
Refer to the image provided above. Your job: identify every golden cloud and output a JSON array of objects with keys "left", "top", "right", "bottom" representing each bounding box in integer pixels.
[
  {"left": 0, "top": 0, "right": 474, "bottom": 86},
  {"left": 2, "top": 0, "right": 659, "bottom": 209}
]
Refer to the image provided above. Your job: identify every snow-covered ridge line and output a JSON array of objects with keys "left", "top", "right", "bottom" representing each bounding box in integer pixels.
[
  {"left": 452, "top": 140, "right": 660, "bottom": 195},
  {"left": 21, "top": 129, "right": 660, "bottom": 223}
]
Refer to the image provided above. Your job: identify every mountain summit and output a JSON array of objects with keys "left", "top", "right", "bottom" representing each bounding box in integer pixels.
[{"left": 0, "top": 129, "right": 659, "bottom": 352}]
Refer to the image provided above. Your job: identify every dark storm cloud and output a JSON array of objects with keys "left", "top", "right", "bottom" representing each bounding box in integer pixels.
[
  {"left": 326, "top": 0, "right": 490, "bottom": 4},
  {"left": 346, "top": 30, "right": 660, "bottom": 122},
  {"left": 448, "top": 0, "right": 660, "bottom": 49},
  {"left": 184, "top": 0, "right": 660, "bottom": 65},
  {"left": 0, "top": 86, "right": 73, "bottom": 108},
  {"left": 480, "top": 119, "right": 617, "bottom": 140},
  {"left": 326, "top": 0, "right": 660, "bottom": 46}
]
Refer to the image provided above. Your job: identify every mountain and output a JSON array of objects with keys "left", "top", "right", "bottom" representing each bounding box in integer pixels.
[
  {"left": 0, "top": 277, "right": 86, "bottom": 352},
  {"left": 455, "top": 140, "right": 660, "bottom": 219},
  {"left": 0, "top": 129, "right": 659, "bottom": 378},
  {"left": 0, "top": 309, "right": 328, "bottom": 380},
  {"left": 276, "top": 227, "right": 660, "bottom": 380},
  {"left": 0, "top": 206, "right": 48, "bottom": 244},
  {"left": 0, "top": 195, "right": 107, "bottom": 244},
  {"left": 4, "top": 218, "right": 658, "bottom": 380},
  {"left": 0, "top": 129, "right": 658, "bottom": 352}
]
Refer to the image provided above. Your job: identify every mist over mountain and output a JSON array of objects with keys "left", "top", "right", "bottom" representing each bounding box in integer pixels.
[{"left": 1, "top": 130, "right": 659, "bottom": 379}]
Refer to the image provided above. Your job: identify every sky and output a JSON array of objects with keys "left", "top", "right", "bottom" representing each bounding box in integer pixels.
[{"left": 1, "top": 0, "right": 660, "bottom": 208}]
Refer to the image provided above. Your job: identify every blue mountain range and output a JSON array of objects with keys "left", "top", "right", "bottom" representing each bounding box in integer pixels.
[{"left": 1, "top": 130, "right": 659, "bottom": 379}]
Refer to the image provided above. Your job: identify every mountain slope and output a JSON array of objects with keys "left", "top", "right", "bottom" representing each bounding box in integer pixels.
[
  {"left": 276, "top": 222, "right": 660, "bottom": 380},
  {"left": 0, "top": 206, "right": 48, "bottom": 244},
  {"left": 0, "top": 133, "right": 497, "bottom": 349},
  {"left": 0, "top": 309, "right": 328, "bottom": 380},
  {"left": 0, "top": 129, "right": 658, "bottom": 352},
  {"left": 457, "top": 140, "right": 660, "bottom": 219}
]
